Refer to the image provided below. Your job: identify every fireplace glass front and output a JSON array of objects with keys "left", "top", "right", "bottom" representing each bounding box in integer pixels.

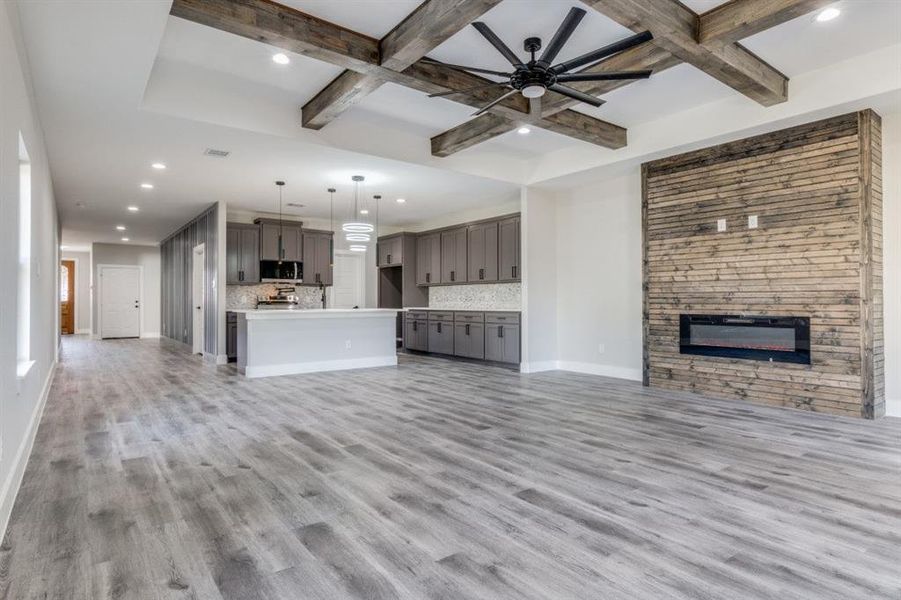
[{"left": 679, "top": 315, "right": 811, "bottom": 364}]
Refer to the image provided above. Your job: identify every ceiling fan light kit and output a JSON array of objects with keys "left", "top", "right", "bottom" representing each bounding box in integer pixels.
[{"left": 425, "top": 7, "right": 654, "bottom": 118}]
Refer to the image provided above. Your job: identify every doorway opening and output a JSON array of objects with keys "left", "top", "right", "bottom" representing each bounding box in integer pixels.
[
  {"left": 98, "top": 265, "right": 141, "bottom": 339},
  {"left": 329, "top": 250, "right": 365, "bottom": 309},
  {"left": 60, "top": 259, "right": 75, "bottom": 334},
  {"left": 192, "top": 243, "right": 206, "bottom": 355}
]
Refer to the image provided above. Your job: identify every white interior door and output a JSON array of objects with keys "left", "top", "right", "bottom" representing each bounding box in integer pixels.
[
  {"left": 192, "top": 244, "right": 205, "bottom": 354},
  {"left": 100, "top": 266, "right": 140, "bottom": 339},
  {"left": 330, "top": 252, "right": 364, "bottom": 308}
]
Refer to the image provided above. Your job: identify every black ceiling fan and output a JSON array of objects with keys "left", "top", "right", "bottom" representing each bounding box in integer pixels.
[{"left": 424, "top": 7, "right": 653, "bottom": 118}]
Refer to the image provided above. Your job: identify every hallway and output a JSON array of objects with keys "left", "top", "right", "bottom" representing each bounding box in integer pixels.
[{"left": 1, "top": 336, "right": 899, "bottom": 599}]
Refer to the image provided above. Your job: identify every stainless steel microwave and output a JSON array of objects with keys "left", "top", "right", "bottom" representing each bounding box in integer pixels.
[{"left": 260, "top": 260, "right": 303, "bottom": 283}]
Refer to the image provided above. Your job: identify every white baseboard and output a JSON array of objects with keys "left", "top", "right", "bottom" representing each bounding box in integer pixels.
[
  {"left": 76, "top": 328, "right": 91, "bottom": 335},
  {"left": 519, "top": 360, "right": 559, "bottom": 373},
  {"left": 0, "top": 360, "right": 56, "bottom": 539},
  {"left": 885, "top": 399, "right": 901, "bottom": 418},
  {"left": 242, "top": 355, "right": 397, "bottom": 378},
  {"left": 140, "top": 332, "right": 160, "bottom": 339},
  {"left": 557, "top": 361, "right": 643, "bottom": 382}
]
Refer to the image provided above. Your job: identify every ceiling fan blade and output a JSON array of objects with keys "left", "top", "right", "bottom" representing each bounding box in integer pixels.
[
  {"left": 555, "top": 69, "right": 653, "bottom": 83},
  {"left": 548, "top": 84, "right": 605, "bottom": 108},
  {"left": 472, "top": 88, "right": 520, "bottom": 116},
  {"left": 472, "top": 22, "right": 525, "bottom": 68},
  {"left": 428, "top": 82, "right": 509, "bottom": 98},
  {"left": 420, "top": 57, "right": 512, "bottom": 78},
  {"left": 551, "top": 30, "right": 653, "bottom": 74},
  {"left": 529, "top": 96, "right": 541, "bottom": 120},
  {"left": 537, "top": 7, "right": 586, "bottom": 68}
]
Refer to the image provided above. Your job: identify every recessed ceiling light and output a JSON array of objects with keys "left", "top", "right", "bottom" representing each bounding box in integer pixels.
[
  {"left": 121, "top": 237, "right": 130, "bottom": 242},
  {"left": 140, "top": 183, "right": 153, "bottom": 189},
  {"left": 360, "top": 209, "right": 369, "bottom": 215},
  {"left": 127, "top": 206, "right": 139, "bottom": 212},
  {"left": 115, "top": 225, "right": 126, "bottom": 231},
  {"left": 517, "top": 126, "right": 531, "bottom": 135},
  {"left": 815, "top": 7, "right": 840, "bottom": 22},
  {"left": 396, "top": 198, "right": 406, "bottom": 203},
  {"left": 272, "top": 53, "right": 290, "bottom": 65},
  {"left": 151, "top": 162, "right": 166, "bottom": 170}
]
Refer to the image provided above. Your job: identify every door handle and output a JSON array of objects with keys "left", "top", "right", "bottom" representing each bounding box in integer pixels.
[{"left": 196, "top": 306, "right": 201, "bottom": 310}]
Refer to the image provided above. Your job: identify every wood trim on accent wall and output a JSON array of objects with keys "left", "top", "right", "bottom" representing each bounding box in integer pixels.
[{"left": 641, "top": 110, "right": 884, "bottom": 418}]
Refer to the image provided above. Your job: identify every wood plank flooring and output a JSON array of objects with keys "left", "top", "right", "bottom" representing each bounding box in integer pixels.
[{"left": 1, "top": 335, "right": 899, "bottom": 599}]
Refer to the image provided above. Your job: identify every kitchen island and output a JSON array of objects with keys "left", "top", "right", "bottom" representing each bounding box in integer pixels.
[{"left": 233, "top": 308, "right": 399, "bottom": 378}]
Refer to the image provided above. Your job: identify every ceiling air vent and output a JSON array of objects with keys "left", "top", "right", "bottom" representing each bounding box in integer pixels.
[
  {"left": 203, "top": 148, "right": 230, "bottom": 158},
  {"left": 287, "top": 203, "right": 305, "bottom": 208}
]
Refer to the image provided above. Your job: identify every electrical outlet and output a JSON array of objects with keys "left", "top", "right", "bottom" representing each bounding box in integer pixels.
[
  {"left": 598, "top": 343, "right": 605, "bottom": 354},
  {"left": 345, "top": 340, "right": 352, "bottom": 349},
  {"left": 748, "top": 215, "right": 758, "bottom": 229},
  {"left": 717, "top": 218, "right": 727, "bottom": 232}
]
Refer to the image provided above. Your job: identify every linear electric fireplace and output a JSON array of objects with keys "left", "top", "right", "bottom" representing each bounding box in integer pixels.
[{"left": 680, "top": 315, "right": 811, "bottom": 365}]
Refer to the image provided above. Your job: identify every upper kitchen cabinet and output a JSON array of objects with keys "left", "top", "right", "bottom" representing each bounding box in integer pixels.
[
  {"left": 302, "top": 230, "right": 333, "bottom": 285},
  {"left": 378, "top": 235, "right": 403, "bottom": 267},
  {"left": 226, "top": 223, "right": 260, "bottom": 284},
  {"left": 440, "top": 227, "right": 468, "bottom": 284},
  {"left": 467, "top": 221, "right": 498, "bottom": 282},
  {"left": 258, "top": 218, "right": 302, "bottom": 262},
  {"left": 498, "top": 216, "right": 521, "bottom": 282},
  {"left": 416, "top": 233, "right": 441, "bottom": 286}
]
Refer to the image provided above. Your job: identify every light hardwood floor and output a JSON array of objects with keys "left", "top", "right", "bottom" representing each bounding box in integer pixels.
[{"left": 1, "top": 336, "right": 899, "bottom": 599}]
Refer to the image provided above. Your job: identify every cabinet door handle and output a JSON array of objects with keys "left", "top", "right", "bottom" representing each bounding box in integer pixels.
[
  {"left": 387, "top": 254, "right": 392, "bottom": 265},
  {"left": 479, "top": 268, "right": 484, "bottom": 280},
  {"left": 238, "top": 270, "right": 243, "bottom": 281},
  {"left": 437, "top": 322, "right": 442, "bottom": 334},
  {"left": 465, "top": 324, "right": 470, "bottom": 336},
  {"left": 498, "top": 326, "right": 504, "bottom": 338},
  {"left": 450, "top": 270, "right": 455, "bottom": 282},
  {"left": 413, "top": 321, "right": 417, "bottom": 332},
  {"left": 512, "top": 265, "right": 517, "bottom": 278},
  {"left": 426, "top": 272, "right": 430, "bottom": 283}
]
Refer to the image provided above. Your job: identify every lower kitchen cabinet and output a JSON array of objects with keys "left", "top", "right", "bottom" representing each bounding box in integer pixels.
[
  {"left": 454, "top": 322, "right": 485, "bottom": 359},
  {"left": 406, "top": 310, "right": 519, "bottom": 364},
  {"left": 485, "top": 322, "right": 520, "bottom": 364},
  {"left": 427, "top": 314, "right": 454, "bottom": 355},
  {"left": 404, "top": 315, "right": 428, "bottom": 351}
]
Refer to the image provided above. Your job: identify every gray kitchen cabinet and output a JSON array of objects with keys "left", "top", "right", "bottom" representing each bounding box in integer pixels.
[
  {"left": 498, "top": 216, "right": 520, "bottom": 282},
  {"left": 226, "top": 223, "right": 260, "bottom": 284},
  {"left": 260, "top": 221, "right": 302, "bottom": 262},
  {"left": 427, "top": 312, "right": 454, "bottom": 355},
  {"left": 226, "top": 312, "right": 237, "bottom": 360},
  {"left": 302, "top": 231, "right": 333, "bottom": 285},
  {"left": 454, "top": 321, "right": 485, "bottom": 359},
  {"left": 467, "top": 222, "right": 498, "bottom": 282},
  {"left": 416, "top": 234, "right": 441, "bottom": 286},
  {"left": 485, "top": 312, "right": 520, "bottom": 364},
  {"left": 440, "top": 227, "right": 468, "bottom": 284},
  {"left": 378, "top": 235, "right": 403, "bottom": 267},
  {"left": 404, "top": 315, "right": 428, "bottom": 351}
]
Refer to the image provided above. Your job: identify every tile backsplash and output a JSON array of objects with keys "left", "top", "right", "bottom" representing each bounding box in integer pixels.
[
  {"left": 428, "top": 283, "right": 521, "bottom": 310},
  {"left": 226, "top": 284, "right": 323, "bottom": 309}
]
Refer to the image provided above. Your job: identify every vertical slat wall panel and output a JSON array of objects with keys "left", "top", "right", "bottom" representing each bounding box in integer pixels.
[
  {"left": 160, "top": 204, "right": 219, "bottom": 356},
  {"left": 642, "top": 111, "right": 884, "bottom": 418}
]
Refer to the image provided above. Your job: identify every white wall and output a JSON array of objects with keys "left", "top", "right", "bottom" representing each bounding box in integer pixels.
[
  {"left": 0, "top": 0, "right": 60, "bottom": 536},
  {"left": 61, "top": 250, "right": 91, "bottom": 333},
  {"left": 91, "top": 243, "right": 161, "bottom": 337},
  {"left": 555, "top": 173, "right": 643, "bottom": 381},
  {"left": 521, "top": 186, "right": 557, "bottom": 372}
]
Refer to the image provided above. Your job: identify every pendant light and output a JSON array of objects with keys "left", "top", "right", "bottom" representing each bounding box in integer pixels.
[
  {"left": 342, "top": 175, "right": 373, "bottom": 241},
  {"left": 373, "top": 194, "right": 381, "bottom": 267},
  {"left": 275, "top": 180, "right": 285, "bottom": 264},
  {"left": 328, "top": 187, "right": 336, "bottom": 270}
]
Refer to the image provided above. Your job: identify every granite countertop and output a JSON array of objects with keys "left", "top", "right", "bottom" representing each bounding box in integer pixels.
[
  {"left": 402, "top": 307, "right": 521, "bottom": 312},
  {"left": 232, "top": 308, "right": 398, "bottom": 320}
]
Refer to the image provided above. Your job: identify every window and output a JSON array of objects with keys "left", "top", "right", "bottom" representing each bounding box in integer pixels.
[
  {"left": 18, "top": 133, "right": 32, "bottom": 370},
  {"left": 60, "top": 264, "right": 69, "bottom": 302}
]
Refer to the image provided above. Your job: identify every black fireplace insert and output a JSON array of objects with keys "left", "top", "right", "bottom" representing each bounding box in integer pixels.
[{"left": 679, "top": 314, "right": 811, "bottom": 365}]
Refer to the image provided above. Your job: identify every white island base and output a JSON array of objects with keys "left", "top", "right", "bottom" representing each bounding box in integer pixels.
[{"left": 234, "top": 309, "right": 399, "bottom": 378}]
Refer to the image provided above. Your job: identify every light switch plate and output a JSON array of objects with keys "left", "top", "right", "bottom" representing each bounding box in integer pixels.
[
  {"left": 748, "top": 215, "right": 758, "bottom": 229},
  {"left": 717, "top": 218, "right": 727, "bottom": 232}
]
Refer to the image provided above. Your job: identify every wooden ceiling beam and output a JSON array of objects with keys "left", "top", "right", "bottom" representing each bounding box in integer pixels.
[
  {"left": 301, "top": 0, "right": 503, "bottom": 129},
  {"left": 698, "top": 0, "right": 835, "bottom": 44},
  {"left": 585, "top": 0, "right": 789, "bottom": 106}
]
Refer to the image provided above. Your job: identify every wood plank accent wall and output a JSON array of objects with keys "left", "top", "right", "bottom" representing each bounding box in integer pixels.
[
  {"left": 161, "top": 204, "right": 219, "bottom": 355},
  {"left": 642, "top": 110, "right": 884, "bottom": 418}
]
